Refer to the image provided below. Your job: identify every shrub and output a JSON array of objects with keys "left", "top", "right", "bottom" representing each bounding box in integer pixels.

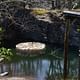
[
  {"left": 0, "top": 25, "right": 4, "bottom": 46},
  {"left": 0, "top": 47, "right": 14, "bottom": 61},
  {"left": 77, "top": 29, "right": 80, "bottom": 32}
]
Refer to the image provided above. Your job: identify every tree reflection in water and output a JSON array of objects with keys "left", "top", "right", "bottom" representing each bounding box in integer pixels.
[
  {"left": 45, "top": 59, "right": 63, "bottom": 80},
  {"left": 0, "top": 55, "right": 78, "bottom": 80}
]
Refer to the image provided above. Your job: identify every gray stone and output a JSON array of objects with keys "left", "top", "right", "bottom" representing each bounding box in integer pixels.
[
  {"left": 0, "top": 72, "right": 8, "bottom": 77},
  {"left": 0, "top": 58, "right": 4, "bottom": 63}
]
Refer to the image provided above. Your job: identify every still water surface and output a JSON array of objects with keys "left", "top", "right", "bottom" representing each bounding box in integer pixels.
[{"left": 0, "top": 47, "right": 79, "bottom": 80}]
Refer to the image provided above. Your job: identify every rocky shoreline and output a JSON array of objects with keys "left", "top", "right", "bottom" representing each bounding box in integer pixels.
[{"left": 0, "top": 77, "right": 35, "bottom": 80}]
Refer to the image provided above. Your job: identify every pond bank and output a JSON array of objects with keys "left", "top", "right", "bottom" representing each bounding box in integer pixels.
[{"left": 0, "top": 77, "right": 35, "bottom": 80}]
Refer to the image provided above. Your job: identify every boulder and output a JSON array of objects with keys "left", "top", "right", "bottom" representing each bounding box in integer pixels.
[{"left": 16, "top": 42, "right": 46, "bottom": 55}]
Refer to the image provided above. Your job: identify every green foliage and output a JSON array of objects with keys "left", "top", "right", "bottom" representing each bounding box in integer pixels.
[
  {"left": 0, "top": 27, "right": 2, "bottom": 32},
  {"left": 77, "top": 25, "right": 80, "bottom": 32},
  {"left": 0, "top": 47, "right": 14, "bottom": 61},
  {"left": 0, "top": 25, "right": 4, "bottom": 33},
  {"left": 0, "top": 23, "right": 14, "bottom": 62},
  {"left": 0, "top": 25, "right": 4, "bottom": 45},
  {"left": 77, "top": 29, "right": 80, "bottom": 32}
]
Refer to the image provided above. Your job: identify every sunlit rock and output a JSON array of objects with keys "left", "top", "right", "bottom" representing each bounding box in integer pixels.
[
  {"left": 0, "top": 72, "right": 8, "bottom": 77},
  {"left": 16, "top": 42, "right": 46, "bottom": 55},
  {"left": 0, "top": 58, "right": 4, "bottom": 63}
]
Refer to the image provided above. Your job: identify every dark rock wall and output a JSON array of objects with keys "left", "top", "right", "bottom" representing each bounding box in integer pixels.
[{"left": 0, "top": 1, "right": 80, "bottom": 48}]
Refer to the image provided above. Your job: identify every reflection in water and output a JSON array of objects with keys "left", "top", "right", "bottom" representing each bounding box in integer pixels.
[
  {"left": 0, "top": 56, "right": 78, "bottom": 80},
  {"left": 45, "top": 59, "right": 64, "bottom": 80}
]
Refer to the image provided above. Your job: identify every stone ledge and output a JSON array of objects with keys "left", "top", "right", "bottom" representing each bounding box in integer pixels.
[{"left": 16, "top": 42, "right": 46, "bottom": 55}]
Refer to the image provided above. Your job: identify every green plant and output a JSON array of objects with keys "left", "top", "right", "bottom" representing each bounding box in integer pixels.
[
  {"left": 0, "top": 25, "right": 4, "bottom": 46},
  {"left": 0, "top": 47, "right": 14, "bottom": 61},
  {"left": 0, "top": 24, "right": 14, "bottom": 61},
  {"left": 77, "top": 28, "right": 80, "bottom": 32}
]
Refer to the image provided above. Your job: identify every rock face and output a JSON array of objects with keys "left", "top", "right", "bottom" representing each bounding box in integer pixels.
[{"left": 0, "top": 1, "right": 80, "bottom": 48}]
